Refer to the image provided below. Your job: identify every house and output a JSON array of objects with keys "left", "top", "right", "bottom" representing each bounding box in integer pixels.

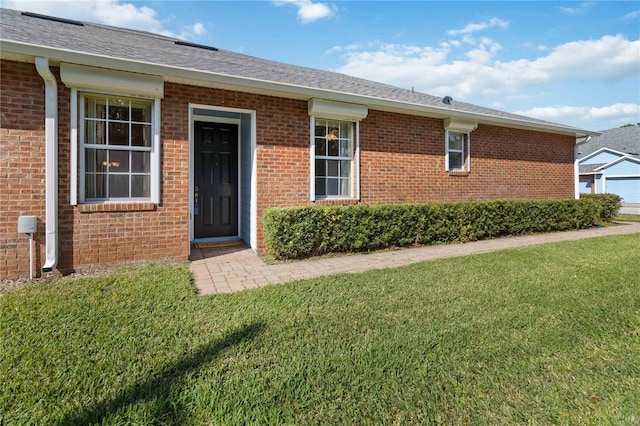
[
  {"left": 577, "top": 126, "right": 640, "bottom": 203},
  {"left": 1, "top": 8, "right": 596, "bottom": 279}
]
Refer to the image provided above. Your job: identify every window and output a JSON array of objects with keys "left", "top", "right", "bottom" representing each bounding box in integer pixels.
[
  {"left": 82, "top": 94, "right": 154, "bottom": 200},
  {"left": 446, "top": 131, "right": 470, "bottom": 172},
  {"left": 313, "top": 118, "right": 354, "bottom": 198}
]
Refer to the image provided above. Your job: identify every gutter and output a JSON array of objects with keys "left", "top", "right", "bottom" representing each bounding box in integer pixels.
[
  {"left": 574, "top": 135, "right": 592, "bottom": 199},
  {"left": 2, "top": 40, "right": 600, "bottom": 138},
  {"left": 34, "top": 57, "right": 58, "bottom": 272}
]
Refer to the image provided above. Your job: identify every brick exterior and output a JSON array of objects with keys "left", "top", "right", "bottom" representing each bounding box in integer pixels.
[{"left": 1, "top": 59, "right": 575, "bottom": 279}]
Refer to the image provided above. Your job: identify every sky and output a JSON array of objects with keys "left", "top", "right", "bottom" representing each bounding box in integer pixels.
[{"left": 2, "top": 0, "right": 639, "bottom": 131}]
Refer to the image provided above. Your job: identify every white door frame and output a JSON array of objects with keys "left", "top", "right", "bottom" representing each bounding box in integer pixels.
[{"left": 188, "top": 104, "right": 257, "bottom": 253}]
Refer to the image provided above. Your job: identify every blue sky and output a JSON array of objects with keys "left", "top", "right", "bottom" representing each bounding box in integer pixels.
[{"left": 3, "top": 0, "right": 639, "bottom": 131}]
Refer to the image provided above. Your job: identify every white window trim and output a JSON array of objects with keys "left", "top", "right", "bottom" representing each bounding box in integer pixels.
[
  {"left": 76, "top": 92, "right": 161, "bottom": 203},
  {"left": 310, "top": 116, "right": 360, "bottom": 201},
  {"left": 445, "top": 130, "right": 471, "bottom": 172},
  {"left": 443, "top": 117, "right": 476, "bottom": 173}
]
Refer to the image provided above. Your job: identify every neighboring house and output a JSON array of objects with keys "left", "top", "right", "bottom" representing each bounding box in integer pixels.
[
  {"left": 1, "top": 9, "right": 595, "bottom": 279},
  {"left": 577, "top": 126, "right": 640, "bottom": 203}
]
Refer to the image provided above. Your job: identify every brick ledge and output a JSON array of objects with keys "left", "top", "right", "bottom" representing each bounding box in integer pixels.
[
  {"left": 77, "top": 202, "right": 157, "bottom": 213},
  {"left": 448, "top": 171, "right": 470, "bottom": 177}
]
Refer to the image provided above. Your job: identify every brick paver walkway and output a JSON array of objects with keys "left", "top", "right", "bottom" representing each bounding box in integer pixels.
[{"left": 190, "top": 222, "right": 640, "bottom": 295}]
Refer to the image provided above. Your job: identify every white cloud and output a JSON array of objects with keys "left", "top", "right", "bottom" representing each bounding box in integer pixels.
[
  {"left": 558, "top": 2, "right": 593, "bottom": 15},
  {"left": 333, "top": 35, "right": 640, "bottom": 100},
  {"left": 273, "top": 0, "right": 336, "bottom": 23},
  {"left": 3, "top": 0, "right": 206, "bottom": 39},
  {"left": 515, "top": 103, "right": 640, "bottom": 130},
  {"left": 192, "top": 23, "right": 206, "bottom": 36},
  {"left": 447, "top": 18, "right": 508, "bottom": 36},
  {"left": 624, "top": 10, "right": 640, "bottom": 19}
]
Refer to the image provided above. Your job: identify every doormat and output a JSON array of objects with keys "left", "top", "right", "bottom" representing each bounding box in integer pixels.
[{"left": 194, "top": 241, "right": 243, "bottom": 249}]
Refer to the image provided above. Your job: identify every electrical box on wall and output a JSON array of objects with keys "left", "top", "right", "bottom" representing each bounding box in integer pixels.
[{"left": 18, "top": 216, "right": 37, "bottom": 234}]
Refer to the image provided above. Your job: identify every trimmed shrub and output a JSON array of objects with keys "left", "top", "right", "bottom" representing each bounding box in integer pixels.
[
  {"left": 580, "top": 193, "right": 622, "bottom": 221},
  {"left": 263, "top": 198, "right": 600, "bottom": 259}
]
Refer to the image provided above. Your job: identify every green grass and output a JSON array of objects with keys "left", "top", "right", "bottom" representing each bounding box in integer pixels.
[
  {"left": 616, "top": 213, "right": 640, "bottom": 222},
  {"left": 2, "top": 235, "right": 640, "bottom": 425}
]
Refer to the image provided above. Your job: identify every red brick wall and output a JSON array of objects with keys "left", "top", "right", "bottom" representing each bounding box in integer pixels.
[
  {"left": 359, "top": 110, "right": 575, "bottom": 203},
  {"left": 1, "top": 61, "right": 47, "bottom": 279},
  {"left": 1, "top": 60, "right": 189, "bottom": 279},
  {"left": 1, "top": 59, "right": 576, "bottom": 278},
  {"left": 162, "top": 82, "right": 311, "bottom": 252}
]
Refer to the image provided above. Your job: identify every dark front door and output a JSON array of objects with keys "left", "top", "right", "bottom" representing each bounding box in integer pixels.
[{"left": 194, "top": 122, "right": 239, "bottom": 238}]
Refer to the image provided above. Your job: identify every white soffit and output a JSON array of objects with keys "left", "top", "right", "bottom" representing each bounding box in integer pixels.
[
  {"left": 308, "top": 98, "right": 368, "bottom": 121},
  {"left": 444, "top": 117, "right": 478, "bottom": 133},
  {"left": 60, "top": 63, "right": 164, "bottom": 98}
]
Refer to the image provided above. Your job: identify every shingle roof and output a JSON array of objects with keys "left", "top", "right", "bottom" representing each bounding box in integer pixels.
[
  {"left": 579, "top": 163, "right": 605, "bottom": 174},
  {"left": 577, "top": 126, "right": 640, "bottom": 159},
  {"left": 0, "top": 8, "right": 591, "bottom": 135}
]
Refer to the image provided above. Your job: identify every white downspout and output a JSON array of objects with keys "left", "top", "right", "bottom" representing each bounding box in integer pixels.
[
  {"left": 574, "top": 135, "right": 591, "bottom": 199},
  {"left": 35, "top": 57, "right": 58, "bottom": 272}
]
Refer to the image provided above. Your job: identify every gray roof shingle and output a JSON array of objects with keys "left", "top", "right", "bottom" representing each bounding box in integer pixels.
[
  {"left": 0, "top": 8, "right": 590, "bottom": 134},
  {"left": 578, "top": 126, "right": 640, "bottom": 159}
]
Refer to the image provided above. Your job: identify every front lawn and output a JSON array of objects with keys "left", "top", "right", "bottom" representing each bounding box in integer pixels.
[
  {"left": 616, "top": 213, "right": 640, "bottom": 222},
  {"left": 2, "top": 234, "right": 639, "bottom": 425}
]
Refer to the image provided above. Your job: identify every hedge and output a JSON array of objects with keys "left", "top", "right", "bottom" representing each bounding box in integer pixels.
[
  {"left": 263, "top": 198, "right": 600, "bottom": 259},
  {"left": 580, "top": 193, "right": 621, "bottom": 221}
]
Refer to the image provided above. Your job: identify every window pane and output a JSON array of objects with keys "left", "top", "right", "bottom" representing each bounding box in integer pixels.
[
  {"left": 315, "top": 138, "right": 326, "bottom": 156},
  {"left": 326, "top": 178, "right": 339, "bottom": 196},
  {"left": 109, "top": 150, "right": 129, "bottom": 172},
  {"left": 340, "top": 160, "right": 350, "bottom": 177},
  {"left": 131, "top": 101, "right": 152, "bottom": 123},
  {"left": 131, "top": 123, "right": 151, "bottom": 147},
  {"left": 132, "top": 151, "right": 150, "bottom": 173},
  {"left": 449, "top": 152, "right": 463, "bottom": 170},
  {"left": 340, "top": 178, "right": 350, "bottom": 196},
  {"left": 338, "top": 122, "right": 351, "bottom": 138},
  {"left": 131, "top": 175, "right": 150, "bottom": 197},
  {"left": 315, "top": 159, "right": 326, "bottom": 176},
  {"left": 109, "top": 122, "right": 129, "bottom": 146},
  {"left": 327, "top": 160, "right": 338, "bottom": 176},
  {"left": 85, "top": 97, "right": 106, "bottom": 120},
  {"left": 314, "top": 125, "right": 326, "bottom": 138},
  {"left": 328, "top": 139, "right": 339, "bottom": 156},
  {"left": 109, "top": 175, "right": 129, "bottom": 198},
  {"left": 339, "top": 139, "right": 351, "bottom": 157},
  {"left": 85, "top": 120, "right": 106, "bottom": 145},
  {"left": 108, "top": 99, "right": 129, "bottom": 121},
  {"left": 449, "top": 133, "right": 463, "bottom": 150},
  {"left": 85, "top": 148, "right": 106, "bottom": 173},
  {"left": 85, "top": 174, "right": 106, "bottom": 199},
  {"left": 315, "top": 178, "right": 326, "bottom": 196}
]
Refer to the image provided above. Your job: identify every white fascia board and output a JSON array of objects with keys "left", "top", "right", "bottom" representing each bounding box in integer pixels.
[
  {"left": 595, "top": 155, "right": 640, "bottom": 171},
  {"left": 579, "top": 147, "right": 629, "bottom": 164},
  {"left": 2, "top": 39, "right": 597, "bottom": 138}
]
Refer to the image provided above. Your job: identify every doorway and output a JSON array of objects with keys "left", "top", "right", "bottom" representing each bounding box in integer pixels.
[{"left": 193, "top": 121, "right": 239, "bottom": 238}]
